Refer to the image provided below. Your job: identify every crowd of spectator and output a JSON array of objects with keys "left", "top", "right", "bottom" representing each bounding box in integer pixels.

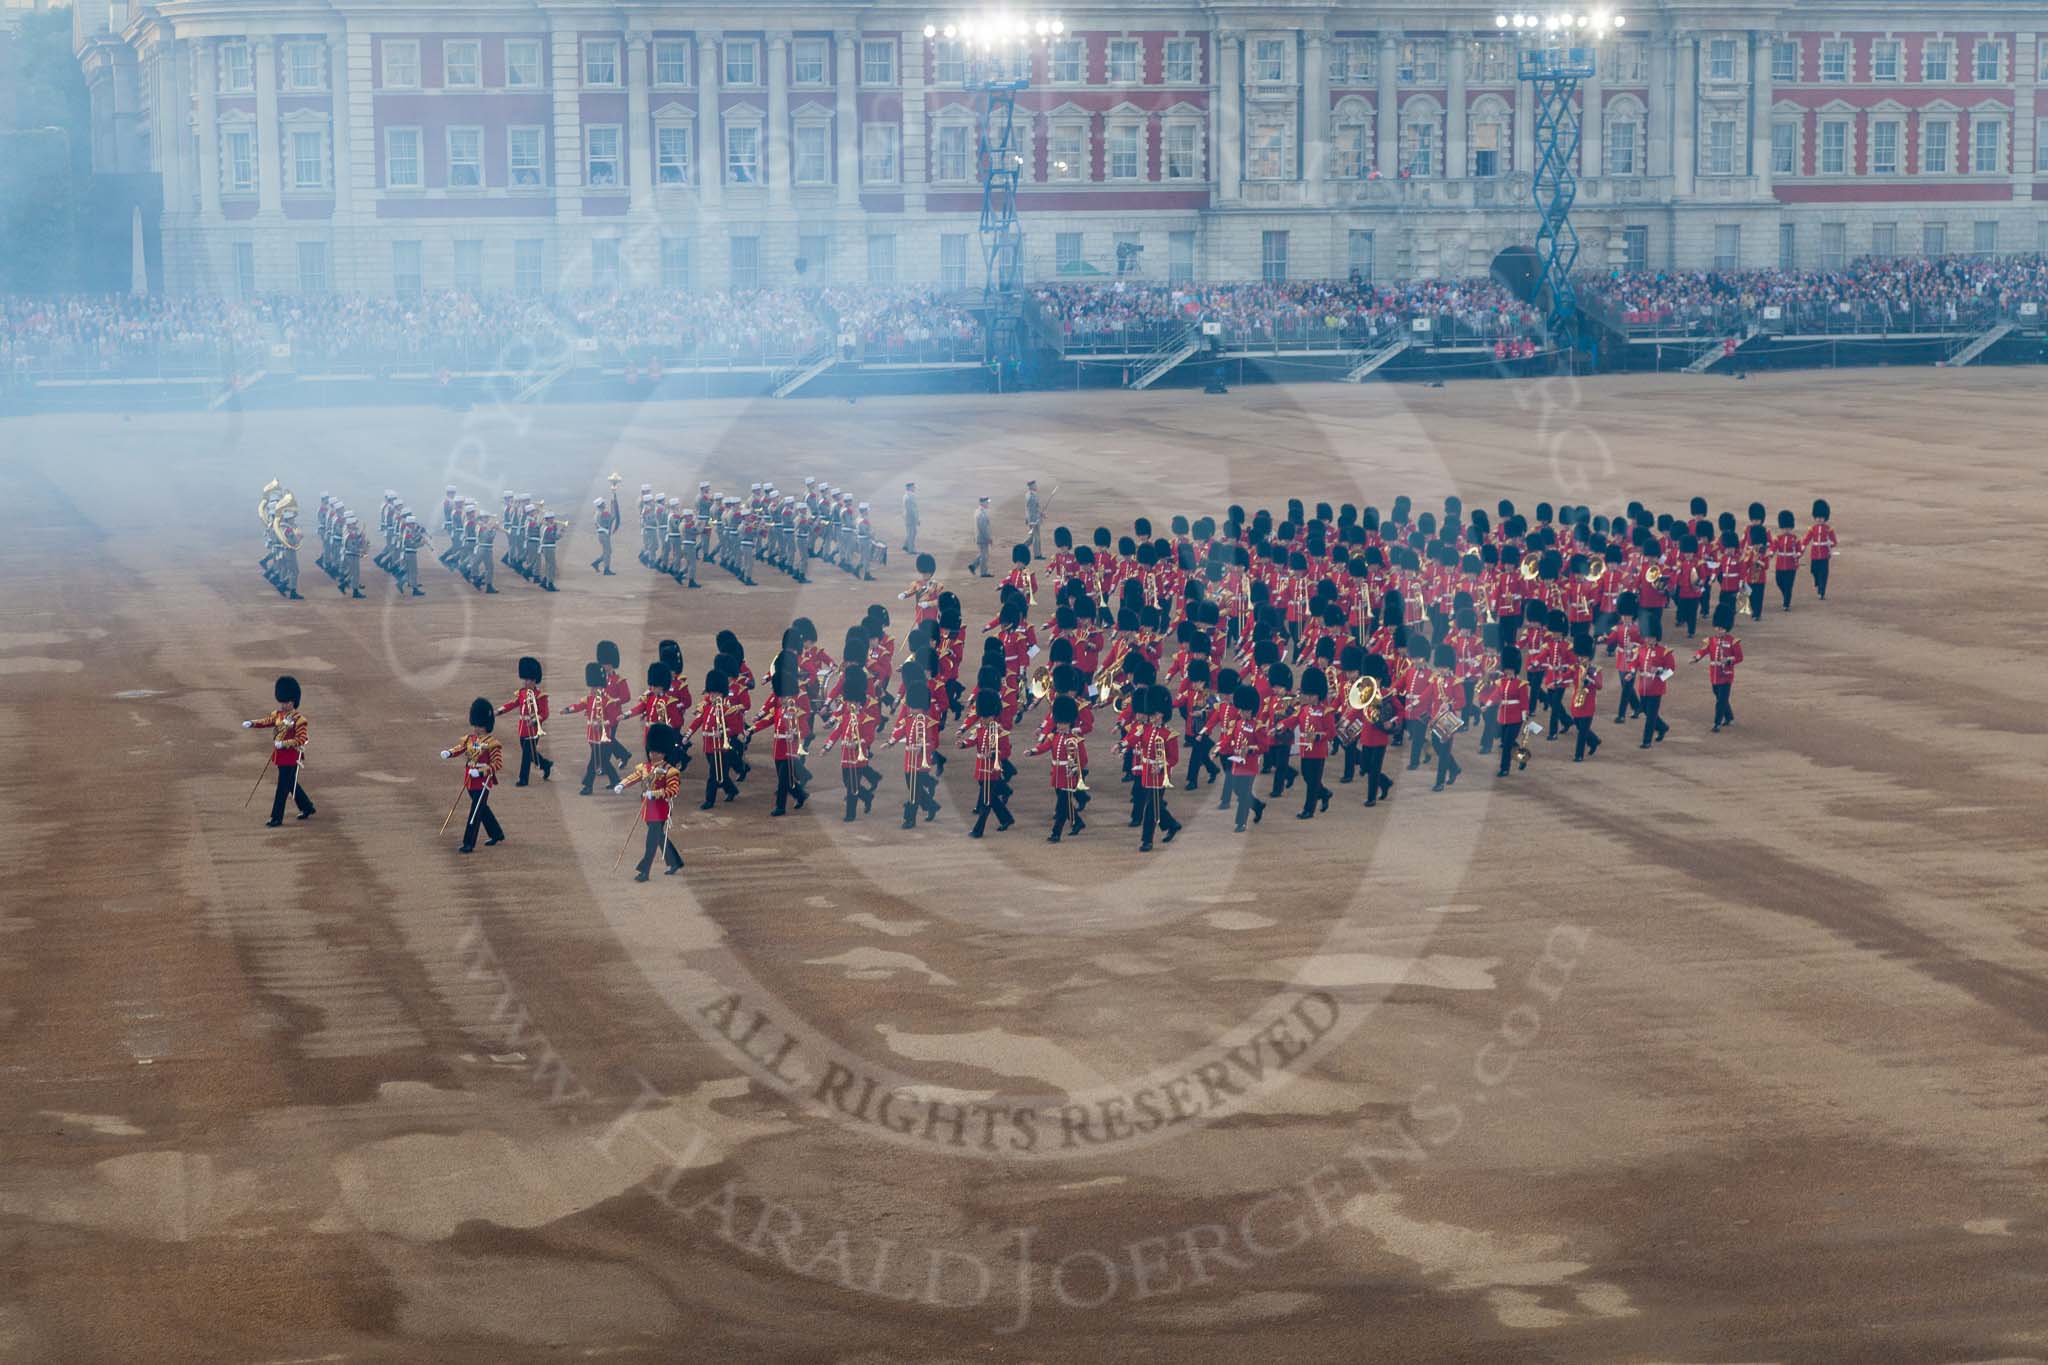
[
  {"left": 1582, "top": 254, "right": 2048, "bottom": 333},
  {"left": 1035, "top": 278, "right": 1542, "bottom": 350},
  {"left": 5, "top": 254, "right": 2046, "bottom": 375}
]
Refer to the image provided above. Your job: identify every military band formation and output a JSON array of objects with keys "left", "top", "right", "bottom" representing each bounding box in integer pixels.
[{"left": 243, "top": 479, "right": 1839, "bottom": 872}]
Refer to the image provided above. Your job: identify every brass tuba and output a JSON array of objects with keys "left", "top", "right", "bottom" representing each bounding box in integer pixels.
[
  {"left": 1028, "top": 666, "right": 1053, "bottom": 703},
  {"left": 1519, "top": 550, "right": 1543, "bottom": 581}
]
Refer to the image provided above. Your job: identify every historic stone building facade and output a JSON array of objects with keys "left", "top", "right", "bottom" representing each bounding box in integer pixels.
[{"left": 72, "top": 0, "right": 2048, "bottom": 296}]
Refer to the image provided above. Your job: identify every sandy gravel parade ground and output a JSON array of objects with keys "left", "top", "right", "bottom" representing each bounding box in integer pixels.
[{"left": 2, "top": 368, "right": 2046, "bottom": 1364}]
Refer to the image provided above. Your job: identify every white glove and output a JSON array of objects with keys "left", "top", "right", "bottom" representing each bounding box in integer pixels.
[
  {"left": 440, "top": 749, "right": 453, "bottom": 759},
  {"left": 611, "top": 783, "right": 625, "bottom": 795},
  {"left": 468, "top": 767, "right": 484, "bottom": 778},
  {"left": 274, "top": 739, "right": 286, "bottom": 749},
  {"left": 242, "top": 721, "right": 254, "bottom": 729}
]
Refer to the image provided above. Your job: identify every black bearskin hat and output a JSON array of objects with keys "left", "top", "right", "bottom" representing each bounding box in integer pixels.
[
  {"left": 1267, "top": 661, "right": 1294, "bottom": 692},
  {"left": 1433, "top": 644, "right": 1457, "bottom": 670},
  {"left": 1299, "top": 667, "right": 1328, "bottom": 700},
  {"left": 584, "top": 661, "right": 605, "bottom": 689},
  {"left": 840, "top": 666, "right": 869, "bottom": 704},
  {"left": 1777, "top": 509, "right": 1796, "bottom": 529},
  {"left": 1499, "top": 646, "right": 1522, "bottom": 674},
  {"left": 1053, "top": 694, "right": 1079, "bottom": 726},
  {"left": 517, "top": 655, "right": 542, "bottom": 684},
  {"left": 916, "top": 552, "right": 937, "bottom": 575},
  {"left": 715, "top": 629, "right": 744, "bottom": 661},
  {"left": 274, "top": 675, "right": 301, "bottom": 707},
  {"left": 1713, "top": 598, "right": 1738, "bottom": 632},
  {"left": 647, "top": 662, "right": 673, "bottom": 690},
  {"left": 469, "top": 697, "right": 495, "bottom": 730},
  {"left": 596, "top": 640, "right": 621, "bottom": 669},
  {"left": 646, "top": 722, "right": 679, "bottom": 760},
  {"left": 771, "top": 651, "right": 800, "bottom": 698},
  {"left": 905, "top": 679, "right": 931, "bottom": 712},
  {"left": 1012, "top": 543, "right": 1031, "bottom": 566},
  {"left": 703, "top": 668, "right": 728, "bottom": 695},
  {"left": 974, "top": 687, "right": 1001, "bottom": 719},
  {"left": 1054, "top": 525, "right": 1073, "bottom": 549},
  {"left": 1812, "top": 498, "right": 1831, "bottom": 520},
  {"left": 659, "top": 639, "right": 683, "bottom": 669}
]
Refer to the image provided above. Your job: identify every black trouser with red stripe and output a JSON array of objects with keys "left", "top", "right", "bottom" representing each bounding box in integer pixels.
[
  {"left": 581, "top": 742, "right": 619, "bottom": 792},
  {"left": 637, "top": 820, "right": 682, "bottom": 874},
  {"left": 270, "top": 764, "right": 314, "bottom": 822},
  {"left": 461, "top": 789, "right": 503, "bottom": 850}
]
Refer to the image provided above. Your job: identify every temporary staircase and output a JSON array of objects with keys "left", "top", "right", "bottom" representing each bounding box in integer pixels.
[
  {"left": 1342, "top": 335, "right": 1412, "bottom": 383},
  {"left": 1939, "top": 321, "right": 2012, "bottom": 368},
  {"left": 1125, "top": 325, "right": 1200, "bottom": 390}
]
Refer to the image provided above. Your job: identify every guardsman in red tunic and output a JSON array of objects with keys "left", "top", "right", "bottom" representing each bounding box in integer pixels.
[
  {"left": 443, "top": 698, "right": 506, "bottom": 852},
  {"left": 689, "top": 668, "right": 742, "bottom": 807},
  {"left": 1480, "top": 648, "right": 1533, "bottom": 778},
  {"left": 884, "top": 678, "right": 944, "bottom": 828},
  {"left": 823, "top": 666, "right": 881, "bottom": 822},
  {"left": 595, "top": 640, "right": 635, "bottom": 771},
  {"left": 243, "top": 673, "right": 315, "bottom": 825},
  {"left": 1289, "top": 666, "right": 1338, "bottom": 818},
  {"left": 1003, "top": 543, "right": 1040, "bottom": 606},
  {"left": 1423, "top": 645, "right": 1466, "bottom": 790},
  {"left": 1633, "top": 630, "right": 1677, "bottom": 747},
  {"left": 1130, "top": 685, "right": 1182, "bottom": 852},
  {"left": 1605, "top": 592, "right": 1645, "bottom": 722},
  {"left": 958, "top": 687, "right": 1015, "bottom": 837},
  {"left": 1563, "top": 638, "right": 1604, "bottom": 762},
  {"left": 1743, "top": 525, "right": 1771, "bottom": 622},
  {"left": 564, "top": 661, "right": 622, "bottom": 794},
  {"left": 749, "top": 652, "right": 811, "bottom": 816},
  {"left": 1027, "top": 694, "right": 1090, "bottom": 842},
  {"left": 1769, "top": 510, "right": 1804, "bottom": 611},
  {"left": 1801, "top": 498, "right": 1837, "bottom": 600},
  {"left": 898, "top": 553, "right": 944, "bottom": 627},
  {"left": 498, "top": 656, "right": 553, "bottom": 785},
  {"left": 615, "top": 722, "right": 685, "bottom": 880},
  {"left": 1694, "top": 599, "right": 1746, "bottom": 731},
  {"left": 1216, "top": 684, "right": 1269, "bottom": 830}
]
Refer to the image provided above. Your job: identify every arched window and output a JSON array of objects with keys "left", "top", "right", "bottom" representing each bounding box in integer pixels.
[
  {"left": 1469, "top": 96, "right": 1511, "bottom": 176},
  {"left": 1333, "top": 97, "right": 1374, "bottom": 179},
  {"left": 1400, "top": 96, "right": 1442, "bottom": 177},
  {"left": 1604, "top": 95, "right": 1646, "bottom": 176}
]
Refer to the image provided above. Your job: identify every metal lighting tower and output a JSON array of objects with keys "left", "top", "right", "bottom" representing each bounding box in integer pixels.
[
  {"left": 925, "top": 14, "right": 1062, "bottom": 382},
  {"left": 1497, "top": 9, "right": 1625, "bottom": 345}
]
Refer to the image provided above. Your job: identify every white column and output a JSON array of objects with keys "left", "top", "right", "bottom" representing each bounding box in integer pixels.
[
  {"left": 1218, "top": 33, "right": 1242, "bottom": 200},
  {"left": 835, "top": 32, "right": 858, "bottom": 207},
  {"left": 899, "top": 32, "right": 925, "bottom": 212},
  {"left": 164, "top": 40, "right": 189, "bottom": 212},
  {"left": 1376, "top": 32, "right": 1399, "bottom": 178},
  {"left": 700, "top": 33, "right": 724, "bottom": 211},
  {"left": 346, "top": 30, "right": 374, "bottom": 199},
  {"left": 2015, "top": 34, "right": 2039, "bottom": 198},
  {"left": 627, "top": 34, "right": 652, "bottom": 210},
  {"left": 1673, "top": 33, "right": 1697, "bottom": 195},
  {"left": 1446, "top": 31, "right": 1468, "bottom": 178},
  {"left": 552, "top": 26, "right": 584, "bottom": 204},
  {"left": 768, "top": 32, "right": 792, "bottom": 207},
  {"left": 1513, "top": 67, "right": 1534, "bottom": 181},
  {"left": 1647, "top": 28, "right": 1672, "bottom": 177},
  {"left": 1304, "top": 31, "right": 1329, "bottom": 187},
  {"left": 253, "top": 37, "right": 281, "bottom": 215},
  {"left": 329, "top": 28, "right": 352, "bottom": 220},
  {"left": 1747, "top": 32, "right": 1771, "bottom": 191},
  {"left": 195, "top": 38, "right": 220, "bottom": 216},
  {"left": 1580, "top": 52, "right": 1603, "bottom": 179}
]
